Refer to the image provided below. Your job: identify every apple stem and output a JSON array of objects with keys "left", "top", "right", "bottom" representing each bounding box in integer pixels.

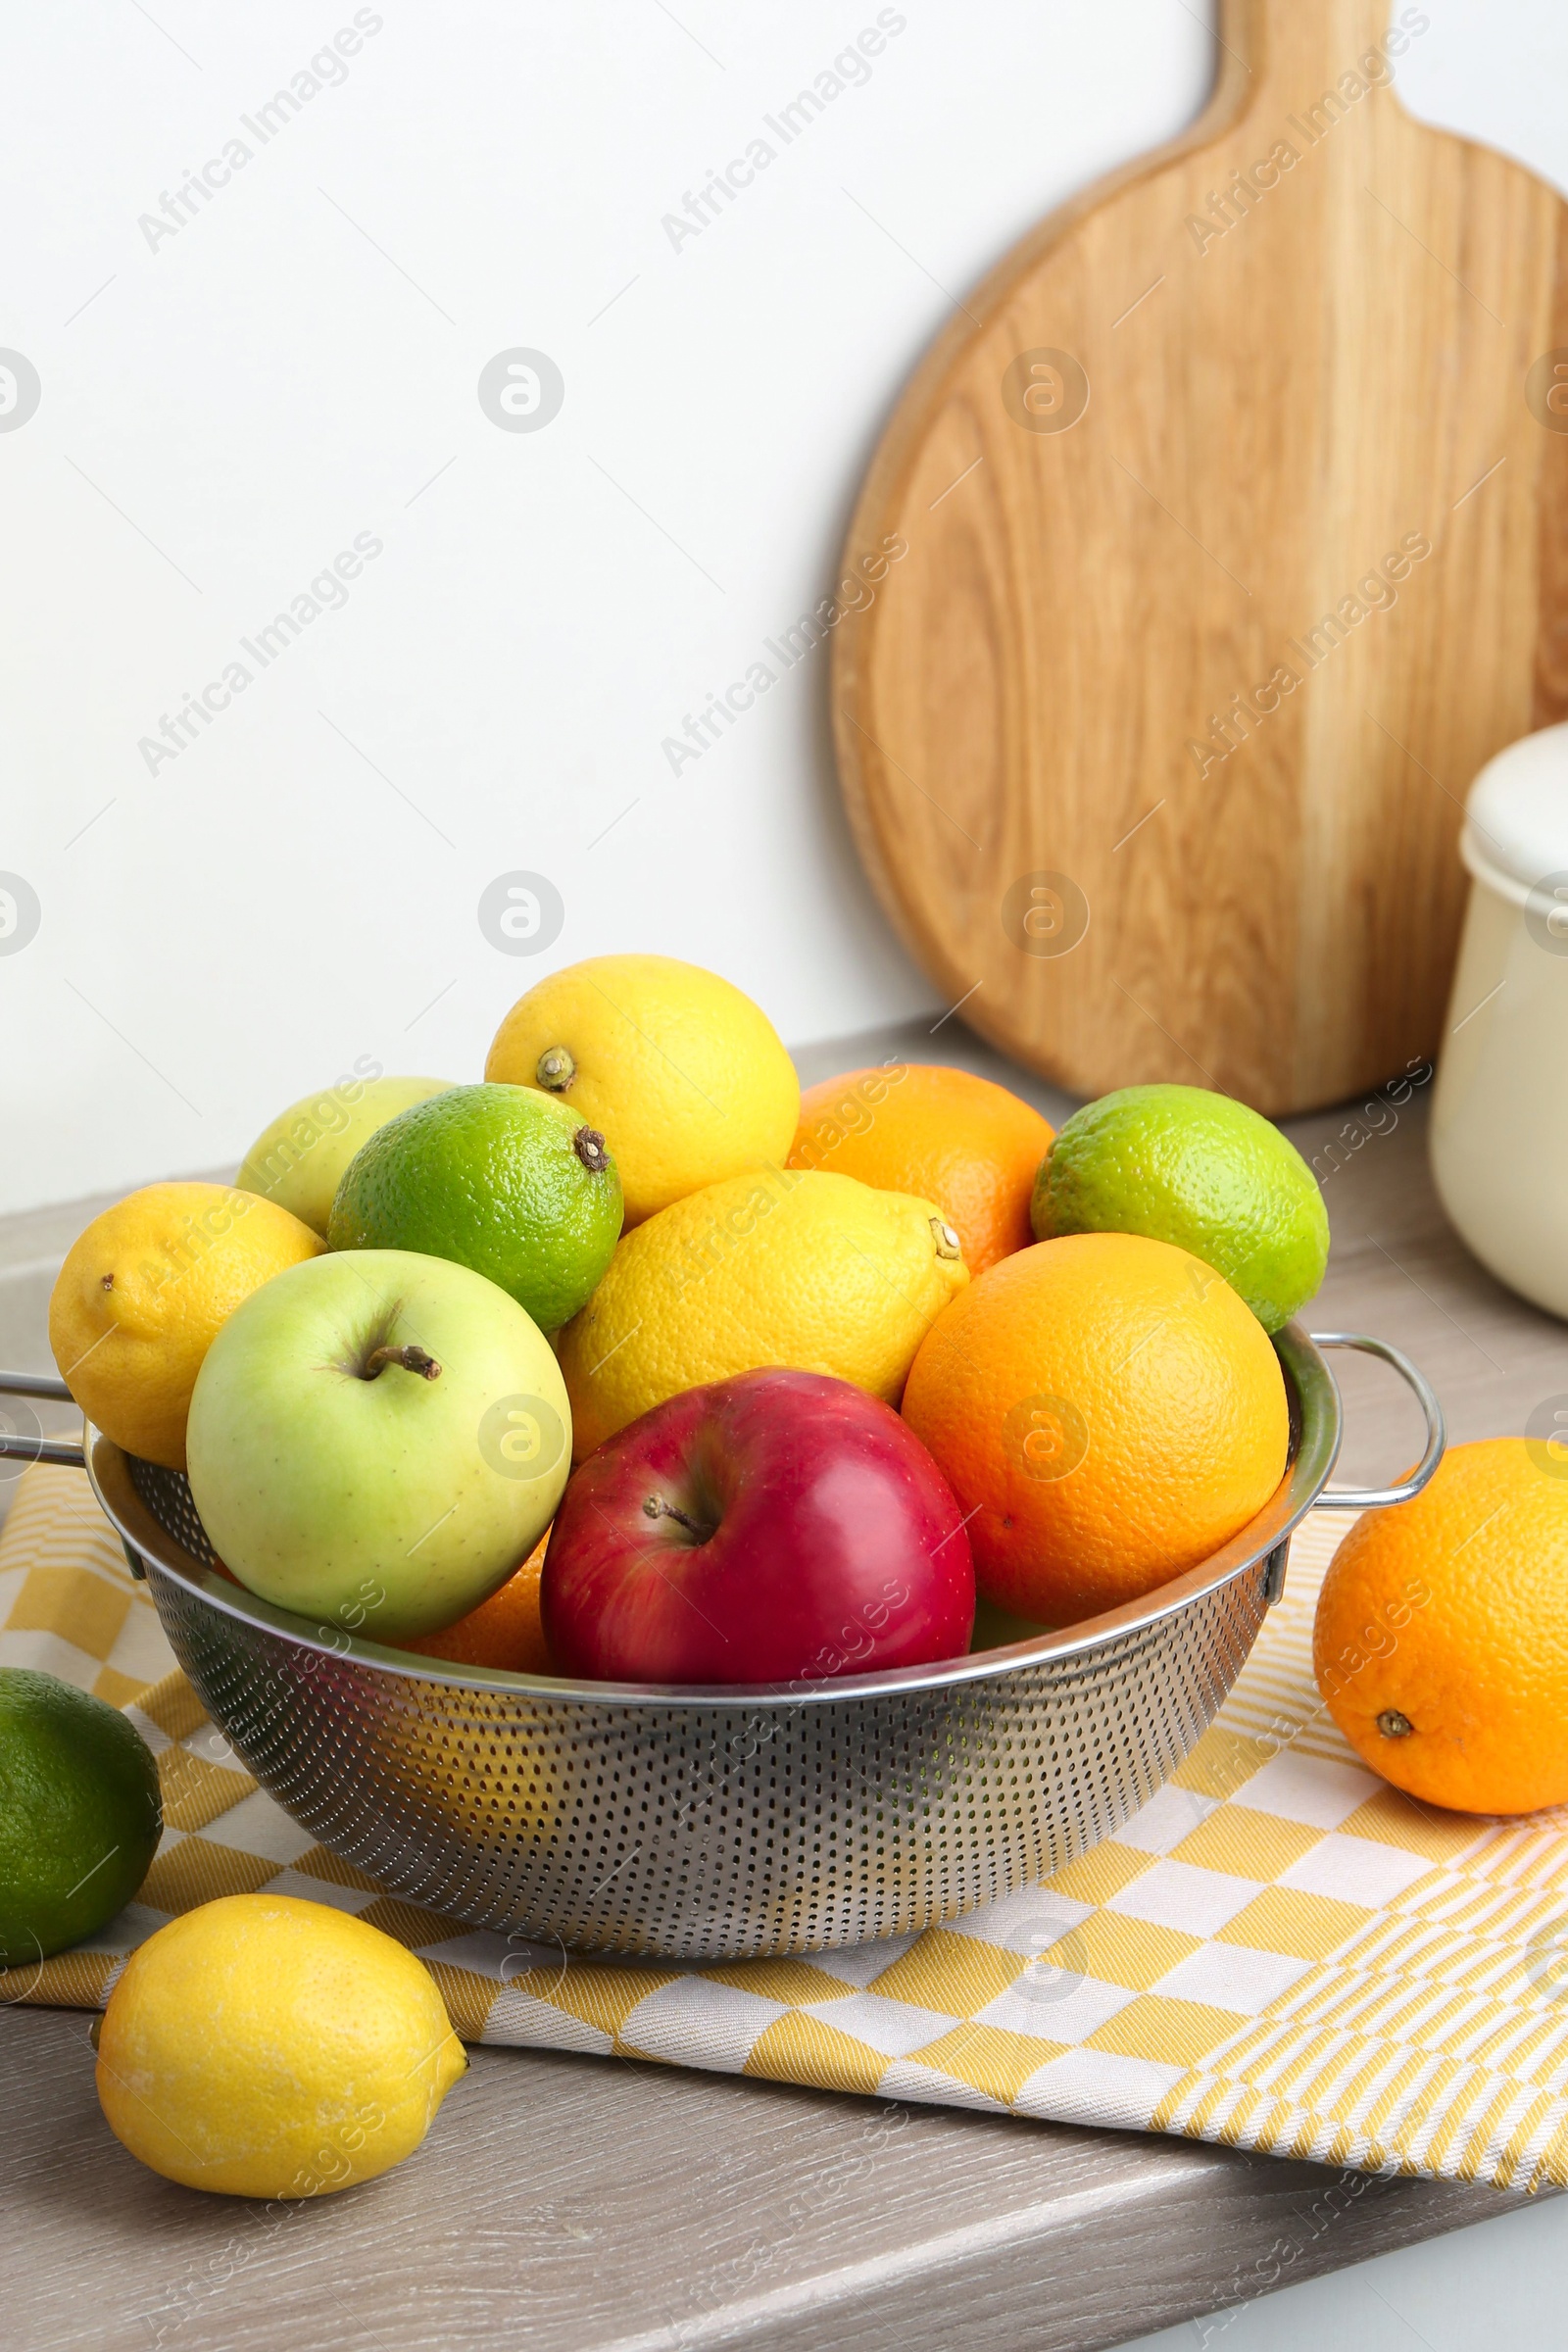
[
  {"left": 641, "top": 1494, "right": 717, "bottom": 1542},
  {"left": 362, "top": 1344, "right": 442, "bottom": 1382}
]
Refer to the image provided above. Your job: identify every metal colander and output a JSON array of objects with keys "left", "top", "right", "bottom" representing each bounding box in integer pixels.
[{"left": 1, "top": 1329, "right": 1441, "bottom": 1962}]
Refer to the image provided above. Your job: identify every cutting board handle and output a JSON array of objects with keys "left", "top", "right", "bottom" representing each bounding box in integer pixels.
[{"left": 1220, "top": 0, "right": 1428, "bottom": 111}]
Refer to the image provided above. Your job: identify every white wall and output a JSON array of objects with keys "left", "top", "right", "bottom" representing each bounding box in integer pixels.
[{"left": 0, "top": 0, "right": 1562, "bottom": 1215}]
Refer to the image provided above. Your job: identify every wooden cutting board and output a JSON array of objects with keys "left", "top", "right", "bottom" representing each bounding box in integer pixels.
[{"left": 831, "top": 0, "right": 1568, "bottom": 1113}]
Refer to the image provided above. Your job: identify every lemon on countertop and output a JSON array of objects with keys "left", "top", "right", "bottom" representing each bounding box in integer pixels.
[
  {"left": 557, "top": 1166, "right": 969, "bottom": 1456},
  {"left": 484, "top": 955, "right": 800, "bottom": 1226},
  {"left": 49, "top": 1184, "right": 324, "bottom": 1470},
  {"left": 96, "top": 1894, "right": 467, "bottom": 2198}
]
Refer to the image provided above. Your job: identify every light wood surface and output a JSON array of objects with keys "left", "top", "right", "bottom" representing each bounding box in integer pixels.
[
  {"left": 831, "top": 0, "right": 1568, "bottom": 1113},
  {"left": 0, "top": 2000, "right": 1522, "bottom": 2352},
  {"left": 5, "top": 1024, "right": 1568, "bottom": 2350}
]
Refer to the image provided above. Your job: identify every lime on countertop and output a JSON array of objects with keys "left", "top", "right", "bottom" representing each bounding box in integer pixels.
[{"left": 0, "top": 1668, "right": 162, "bottom": 1970}]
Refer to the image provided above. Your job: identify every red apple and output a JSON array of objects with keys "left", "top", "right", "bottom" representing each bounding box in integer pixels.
[{"left": 541, "top": 1368, "right": 975, "bottom": 1685}]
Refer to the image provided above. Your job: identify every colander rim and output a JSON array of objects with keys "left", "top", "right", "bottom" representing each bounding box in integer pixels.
[{"left": 87, "top": 1323, "right": 1340, "bottom": 1712}]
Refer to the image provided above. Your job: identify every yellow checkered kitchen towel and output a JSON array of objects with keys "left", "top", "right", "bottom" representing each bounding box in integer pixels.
[{"left": 8, "top": 1462, "right": 1568, "bottom": 2192}]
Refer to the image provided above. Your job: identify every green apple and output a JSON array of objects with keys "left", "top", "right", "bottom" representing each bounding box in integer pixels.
[
  {"left": 236, "top": 1075, "right": 454, "bottom": 1237},
  {"left": 185, "top": 1250, "right": 570, "bottom": 1642}
]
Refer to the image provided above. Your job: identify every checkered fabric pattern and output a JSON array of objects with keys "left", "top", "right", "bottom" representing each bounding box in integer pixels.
[{"left": 7, "top": 1460, "right": 1568, "bottom": 2190}]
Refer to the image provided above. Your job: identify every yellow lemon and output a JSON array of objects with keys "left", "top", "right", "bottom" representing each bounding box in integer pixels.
[
  {"left": 558, "top": 1167, "right": 968, "bottom": 1456},
  {"left": 96, "top": 1895, "right": 466, "bottom": 2199},
  {"left": 484, "top": 955, "right": 799, "bottom": 1225},
  {"left": 49, "top": 1183, "right": 322, "bottom": 1470}
]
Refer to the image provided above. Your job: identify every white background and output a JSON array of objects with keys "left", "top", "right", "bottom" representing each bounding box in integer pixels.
[{"left": 1, "top": 0, "right": 1564, "bottom": 1217}]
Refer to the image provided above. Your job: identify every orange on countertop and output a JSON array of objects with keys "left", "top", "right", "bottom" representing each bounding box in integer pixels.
[
  {"left": 1314, "top": 1438, "right": 1568, "bottom": 1816},
  {"left": 901, "top": 1231, "right": 1289, "bottom": 1627},
  {"left": 390, "top": 1531, "right": 552, "bottom": 1674},
  {"left": 789, "top": 1062, "right": 1054, "bottom": 1275}
]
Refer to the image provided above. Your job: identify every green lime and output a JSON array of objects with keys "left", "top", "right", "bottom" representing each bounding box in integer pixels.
[
  {"left": 0, "top": 1668, "right": 162, "bottom": 1969},
  {"left": 1031, "top": 1083, "right": 1329, "bottom": 1335},
  {"left": 327, "top": 1082, "right": 623, "bottom": 1331}
]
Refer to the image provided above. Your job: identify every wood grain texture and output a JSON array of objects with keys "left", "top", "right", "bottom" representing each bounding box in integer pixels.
[
  {"left": 0, "top": 2004, "right": 1530, "bottom": 2352},
  {"left": 5, "top": 1054, "right": 1568, "bottom": 2351},
  {"left": 831, "top": 0, "right": 1568, "bottom": 1112}
]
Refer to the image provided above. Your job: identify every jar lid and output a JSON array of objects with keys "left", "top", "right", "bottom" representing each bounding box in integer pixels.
[{"left": 1462, "top": 721, "right": 1568, "bottom": 907}]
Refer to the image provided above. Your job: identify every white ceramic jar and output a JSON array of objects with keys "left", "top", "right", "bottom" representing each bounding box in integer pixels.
[{"left": 1431, "top": 720, "right": 1568, "bottom": 1317}]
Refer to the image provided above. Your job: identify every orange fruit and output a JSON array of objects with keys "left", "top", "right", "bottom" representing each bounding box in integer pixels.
[
  {"left": 790, "top": 1063, "right": 1054, "bottom": 1276},
  {"left": 49, "top": 1184, "right": 323, "bottom": 1470},
  {"left": 391, "top": 1532, "right": 552, "bottom": 1674},
  {"left": 1313, "top": 1439, "right": 1568, "bottom": 1816},
  {"left": 902, "top": 1232, "right": 1289, "bottom": 1626}
]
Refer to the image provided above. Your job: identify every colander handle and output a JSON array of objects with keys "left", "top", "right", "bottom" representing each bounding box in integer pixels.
[
  {"left": 0, "top": 1370, "right": 87, "bottom": 1470},
  {"left": 1309, "top": 1333, "right": 1446, "bottom": 1509}
]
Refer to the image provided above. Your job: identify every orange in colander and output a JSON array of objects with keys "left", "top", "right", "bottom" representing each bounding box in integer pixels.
[
  {"left": 902, "top": 1231, "right": 1290, "bottom": 1627},
  {"left": 790, "top": 1062, "right": 1054, "bottom": 1276}
]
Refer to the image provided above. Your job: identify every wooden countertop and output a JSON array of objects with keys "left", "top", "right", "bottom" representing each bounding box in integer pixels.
[{"left": 4, "top": 1022, "right": 1564, "bottom": 2352}]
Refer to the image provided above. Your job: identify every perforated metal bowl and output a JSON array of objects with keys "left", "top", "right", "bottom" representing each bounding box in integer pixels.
[{"left": 1, "top": 1330, "right": 1441, "bottom": 1962}]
